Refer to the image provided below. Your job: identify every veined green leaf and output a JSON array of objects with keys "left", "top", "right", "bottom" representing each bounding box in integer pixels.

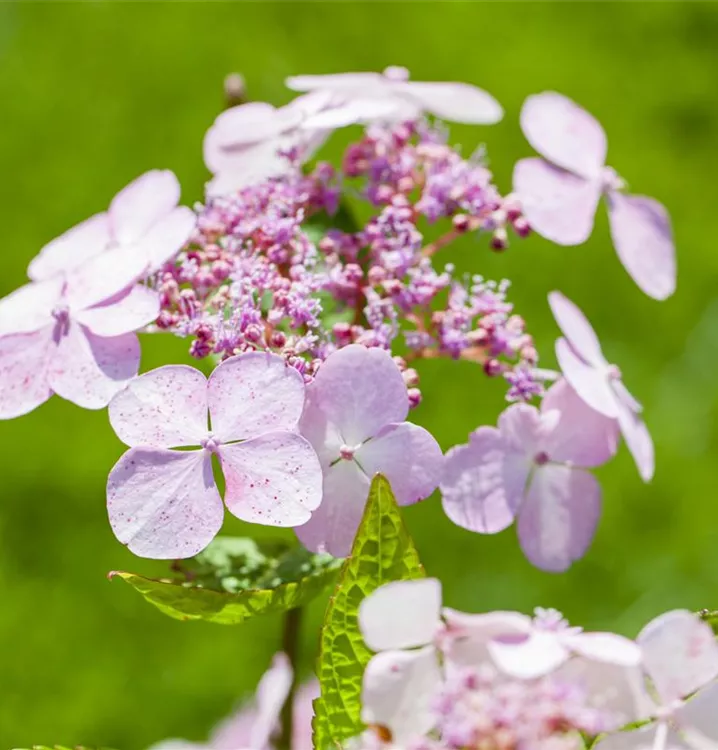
[
  {"left": 312, "top": 474, "right": 425, "bottom": 750},
  {"left": 111, "top": 538, "right": 342, "bottom": 625}
]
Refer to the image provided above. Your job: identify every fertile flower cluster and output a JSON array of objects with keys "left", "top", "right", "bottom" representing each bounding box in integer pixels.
[
  {"left": 0, "top": 66, "right": 677, "bottom": 572},
  {"left": 352, "top": 580, "right": 718, "bottom": 750}
]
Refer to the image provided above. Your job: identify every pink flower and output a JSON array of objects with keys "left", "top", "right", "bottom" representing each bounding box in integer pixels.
[
  {"left": 29, "top": 169, "right": 195, "bottom": 280},
  {"left": 286, "top": 66, "right": 503, "bottom": 127},
  {"left": 106, "top": 352, "right": 323, "bottom": 559},
  {"left": 440, "top": 378, "right": 619, "bottom": 571},
  {"left": 0, "top": 255, "right": 158, "bottom": 418},
  {"left": 513, "top": 92, "right": 676, "bottom": 300},
  {"left": 549, "top": 290, "right": 654, "bottom": 482},
  {"left": 296, "top": 344, "right": 444, "bottom": 557}
]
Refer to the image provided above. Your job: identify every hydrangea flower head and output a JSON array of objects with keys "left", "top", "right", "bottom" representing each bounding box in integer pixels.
[
  {"left": 549, "top": 290, "right": 654, "bottom": 481},
  {"left": 107, "top": 352, "right": 323, "bottom": 558},
  {"left": 296, "top": 344, "right": 444, "bottom": 557},
  {"left": 440, "top": 378, "right": 619, "bottom": 571},
  {"left": 514, "top": 92, "right": 676, "bottom": 300}
]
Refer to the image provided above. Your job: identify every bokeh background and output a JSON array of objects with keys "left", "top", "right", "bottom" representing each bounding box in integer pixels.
[{"left": 1, "top": 2, "right": 717, "bottom": 747}]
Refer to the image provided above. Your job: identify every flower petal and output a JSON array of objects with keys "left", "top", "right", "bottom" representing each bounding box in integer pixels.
[
  {"left": 249, "top": 653, "right": 294, "bottom": 750},
  {"left": 616, "top": 402, "right": 655, "bottom": 483},
  {"left": 548, "top": 291, "right": 607, "bottom": 367},
  {"left": 677, "top": 680, "right": 718, "bottom": 744},
  {"left": 520, "top": 92, "right": 607, "bottom": 179},
  {"left": 542, "top": 379, "right": 620, "bottom": 467},
  {"left": 564, "top": 632, "right": 642, "bottom": 667},
  {"left": 75, "top": 284, "right": 159, "bottom": 337},
  {"left": 488, "top": 630, "right": 569, "bottom": 679},
  {"left": 48, "top": 323, "right": 139, "bottom": 409},
  {"left": 302, "top": 344, "right": 409, "bottom": 446},
  {"left": 359, "top": 578, "right": 442, "bottom": 651},
  {"left": 594, "top": 725, "right": 688, "bottom": 750},
  {"left": 205, "top": 141, "right": 296, "bottom": 196},
  {"left": 28, "top": 212, "right": 111, "bottom": 281},
  {"left": 517, "top": 465, "right": 601, "bottom": 572},
  {"left": 638, "top": 610, "right": 718, "bottom": 704},
  {"left": 301, "top": 98, "right": 402, "bottom": 129},
  {"left": 0, "top": 328, "right": 54, "bottom": 419},
  {"left": 355, "top": 422, "right": 442, "bottom": 506},
  {"left": 555, "top": 337, "right": 619, "bottom": 418},
  {"left": 440, "top": 428, "right": 527, "bottom": 534},
  {"left": 108, "top": 365, "right": 208, "bottom": 448},
  {"left": 0, "top": 278, "right": 63, "bottom": 336},
  {"left": 294, "top": 459, "right": 370, "bottom": 557},
  {"left": 132, "top": 206, "right": 196, "bottom": 273},
  {"left": 513, "top": 158, "right": 601, "bottom": 245},
  {"left": 361, "top": 647, "right": 440, "bottom": 745},
  {"left": 208, "top": 352, "right": 306, "bottom": 443},
  {"left": 401, "top": 81, "right": 503, "bottom": 124},
  {"left": 286, "top": 72, "right": 386, "bottom": 92},
  {"left": 107, "top": 447, "right": 223, "bottom": 559},
  {"left": 608, "top": 192, "right": 676, "bottom": 301},
  {"left": 109, "top": 170, "right": 181, "bottom": 245},
  {"left": 220, "top": 432, "right": 322, "bottom": 527},
  {"left": 497, "top": 401, "right": 545, "bottom": 454}
]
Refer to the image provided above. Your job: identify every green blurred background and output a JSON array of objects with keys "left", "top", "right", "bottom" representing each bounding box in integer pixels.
[{"left": 1, "top": 2, "right": 717, "bottom": 747}]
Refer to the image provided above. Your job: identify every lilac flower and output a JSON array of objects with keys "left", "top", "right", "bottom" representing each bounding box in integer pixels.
[
  {"left": 513, "top": 92, "right": 676, "bottom": 300},
  {"left": 596, "top": 610, "right": 718, "bottom": 750},
  {"left": 549, "top": 290, "right": 654, "bottom": 481},
  {"left": 440, "top": 378, "right": 619, "bottom": 571},
  {"left": 286, "top": 66, "right": 503, "bottom": 126},
  {"left": 150, "top": 653, "right": 318, "bottom": 750},
  {"left": 106, "top": 352, "right": 322, "bottom": 559},
  {"left": 29, "top": 170, "right": 195, "bottom": 280},
  {"left": 0, "top": 253, "right": 158, "bottom": 418},
  {"left": 296, "top": 344, "right": 443, "bottom": 557}
]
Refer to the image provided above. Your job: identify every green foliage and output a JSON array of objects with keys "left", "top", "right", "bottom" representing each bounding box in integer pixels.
[
  {"left": 111, "top": 537, "right": 342, "bottom": 625},
  {"left": 13, "top": 747, "right": 113, "bottom": 750},
  {"left": 312, "top": 475, "right": 425, "bottom": 750},
  {"left": 699, "top": 609, "right": 718, "bottom": 635}
]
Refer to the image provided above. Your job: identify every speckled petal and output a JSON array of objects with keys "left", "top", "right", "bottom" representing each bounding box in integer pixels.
[
  {"left": 0, "top": 278, "right": 63, "bottom": 336},
  {"left": 0, "top": 328, "right": 54, "bottom": 419},
  {"left": 75, "top": 284, "right": 159, "bottom": 337}
]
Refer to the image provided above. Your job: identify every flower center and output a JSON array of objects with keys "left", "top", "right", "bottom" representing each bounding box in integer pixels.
[
  {"left": 339, "top": 443, "right": 360, "bottom": 461},
  {"left": 51, "top": 304, "right": 70, "bottom": 324},
  {"left": 600, "top": 166, "right": 625, "bottom": 193},
  {"left": 534, "top": 450, "right": 550, "bottom": 466},
  {"left": 201, "top": 433, "right": 221, "bottom": 453},
  {"left": 606, "top": 364, "right": 622, "bottom": 380}
]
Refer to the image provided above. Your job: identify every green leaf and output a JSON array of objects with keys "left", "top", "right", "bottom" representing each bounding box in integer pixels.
[
  {"left": 12, "top": 746, "right": 113, "bottom": 749},
  {"left": 312, "top": 474, "right": 425, "bottom": 750},
  {"left": 698, "top": 608, "right": 718, "bottom": 634},
  {"left": 110, "top": 538, "right": 342, "bottom": 625}
]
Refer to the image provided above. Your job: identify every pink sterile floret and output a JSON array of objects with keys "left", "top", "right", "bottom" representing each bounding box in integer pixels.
[
  {"left": 296, "top": 344, "right": 444, "bottom": 557},
  {"left": 106, "top": 352, "right": 323, "bottom": 559},
  {"left": 549, "top": 290, "right": 654, "bottom": 482},
  {"left": 513, "top": 92, "right": 676, "bottom": 300},
  {"left": 440, "top": 377, "right": 619, "bottom": 572}
]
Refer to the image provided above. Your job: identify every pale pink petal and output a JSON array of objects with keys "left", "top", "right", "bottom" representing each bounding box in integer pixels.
[
  {"left": 608, "top": 192, "right": 676, "bottom": 301},
  {"left": 638, "top": 610, "right": 718, "bottom": 704},
  {"left": 75, "top": 285, "right": 159, "bottom": 337},
  {"left": 441, "top": 609, "right": 532, "bottom": 669},
  {"left": 616, "top": 402, "right": 655, "bottom": 483},
  {"left": 220, "top": 432, "right": 322, "bottom": 527},
  {"left": 355, "top": 422, "right": 442, "bottom": 507},
  {"left": 133, "top": 206, "right": 196, "bottom": 273},
  {"left": 296, "top": 387, "right": 344, "bottom": 469},
  {"left": 401, "top": 81, "right": 503, "bottom": 124},
  {"left": 108, "top": 365, "right": 208, "bottom": 448},
  {"left": 286, "top": 72, "right": 385, "bottom": 92},
  {"left": 294, "top": 458, "right": 370, "bottom": 557},
  {"left": 514, "top": 158, "right": 601, "bottom": 245},
  {"left": 65, "top": 246, "right": 147, "bottom": 311},
  {"left": 359, "top": 579, "right": 442, "bottom": 651},
  {"left": 548, "top": 291, "right": 607, "bottom": 367},
  {"left": 208, "top": 352, "right": 306, "bottom": 443},
  {"left": 301, "top": 98, "right": 402, "bottom": 129},
  {"left": 249, "top": 653, "right": 293, "bottom": 750},
  {"left": 677, "top": 680, "right": 718, "bottom": 743},
  {"left": 109, "top": 170, "right": 181, "bottom": 246},
  {"left": 361, "top": 647, "right": 440, "bottom": 744},
  {"left": 48, "top": 323, "right": 139, "bottom": 409},
  {"left": 542, "top": 379, "right": 620, "bottom": 467},
  {"left": 488, "top": 630, "right": 569, "bottom": 678},
  {"left": 497, "top": 402, "right": 545, "bottom": 454},
  {"left": 517, "top": 465, "right": 601, "bottom": 572},
  {"left": 0, "top": 278, "right": 63, "bottom": 336},
  {"left": 147, "top": 741, "right": 205, "bottom": 750},
  {"left": 209, "top": 707, "right": 256, "bottom": 750},
  {"left": 205, "top": 102, "right": 294, "bottom": 160},
  {"left": 440, "top": 428, "right": 527, "bottom": 534},
  {"left": 594, "top": 726, "right": 689, "bottom": 750},
  {"left": 292, "top": 681, "right": 319, "bottom": 750},
  {"left": 0, "top": 328, "right": 54, "bottom": 419},
  {"left": 564, "top": 632, "right": 642, "bottom": 667},
  {"left": 107, "top": 447, "right": 223, "bottom": 559},
  {"left": 28, "top": 212, "right": 111, "bottom": 281},
  {"left": 520, "top": 92, "right": 607, "bottom": 179},
  {"left": 555, "top": 338, "right": 619, "bottom": 418},
  {"left": 303, "top": 345, "right": 409, "bottom": 446}
]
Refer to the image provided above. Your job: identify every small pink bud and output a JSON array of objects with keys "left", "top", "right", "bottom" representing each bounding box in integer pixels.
[
  {"left": 490, "top": 228, "right": 508, "bottom": 252},
  {"left": 403, "top": 368, "right": 420, "bottom": 388},
  {"left": 367, "top": 266, "right": 387, "bottom": 286},
  {"left": 452, "top": 214, "right": 471, "bottom": 233},
  {"left": 244, "top": 324, "right": 264, "bottom": 343},
  {"left": 270, "top": 331, "right": 287, "bottom": 348},
  {"left": 512, "top": 217, "right": 531, "bottom": 238},
  {"left": 407, "top": 387, "right": 422, "bottom": 408},
  {"left": 392, "top": 355, "right": 407, "bottom": 371},
  {"left": 483, "top": 358, "right": 503, "bottom": 377}
]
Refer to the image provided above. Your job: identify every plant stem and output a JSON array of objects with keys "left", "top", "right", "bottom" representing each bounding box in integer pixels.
[{"left": 278, "top": 606, "right": 303, "bottom": 750}]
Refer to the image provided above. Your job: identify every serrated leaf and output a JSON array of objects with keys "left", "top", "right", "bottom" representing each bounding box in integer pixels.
[
  {"left": 111, "top": 538, "right": 342, "bottom": 625},
  {"left": 312, "top": 474, "right": 425, "bottom": 750}
]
